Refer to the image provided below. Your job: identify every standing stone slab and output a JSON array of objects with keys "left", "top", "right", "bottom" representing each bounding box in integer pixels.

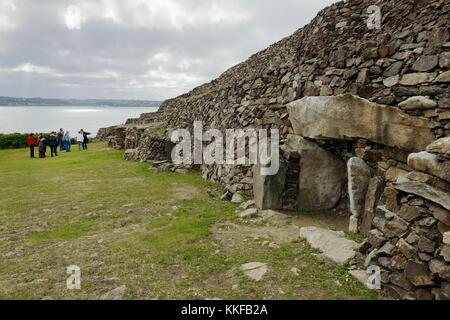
[
  {"left": 360, "top": 177, "right": 385, "bottom": 236},
  {"left": 348, "top": 157, "right": 372, "bottom": 217},
  {"left": 287, "top": 95, "right": 436, "bottom": 151},
  {"left": 253, "top": 160, "right": 286, "bottom": 210},
  {"left": 296, "top": 138, "right": 347, "bottom": 211}
]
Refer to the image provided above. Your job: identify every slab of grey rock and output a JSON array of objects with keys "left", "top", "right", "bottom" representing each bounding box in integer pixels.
[
  {"left": 429, "top": 205, "right": 450, "bottom": 226},
  {"left": 239, "top": 208, "right": 258, "bottom": 219},
  {"left": 299, "top": 226, "right": 359, "bottom": 265},
  {"left": 253, "top": 159, "right": 286, "bottom": 210},
  {"left": 398, "top": 96, "right": 437, "bottom": 110},
  {"left": 360, "top": 177, "right": 385, "bottom": 236},
  {"left": 408, "top": 151, "right": 450, "bottom": 182},
  {"left": 393, "top": 180, "right": 450, "bottom": 211},
  {"left": 444, "top": 232, "right": 450, "bottom": 245},
  {"left": 435, "top": 70, "right": 450, "bottom": 83},
  {"left": 441, "top": 245, "right": 450, "bottom": 262},
  {"left": 383, "top": 61, "right": 403, "bottom": 77},
  {"left": 426, "top": 137, "right": 450, "bottom": 157},
  {"left": 287, "top": 95, "right": 435, "bottom": 151},
  {"left": 347, "top": 157, "right": 372, "bottom": 218},
  {"left": 400, "top": 73, "right": 436, "bottom": 86},
  {"left": 241, "top": 262, "right": 268, "bottom": 281},
  {"left": 383, "top": 75, "right": 399, "bottom": 87},
  {"left": 231, "top": 193, "right": 244, "bottom": 204},
  {"left": 412, "top": 55, "right": 438, "bottom": 72},
  {"left": 100, "top": 285, "right": 126, "bottom": 300},
  {"left": 287, "top": 136, "right": 347, "bottom": 211},
  {"left": 349, "top": 270, "right": 375, "bottom": 290},
  {"left": 440, "top": 52, "right": 450, "bottom": 68},
  {"left": 239, "top": 200, "right": 255, "bottom": 210}
]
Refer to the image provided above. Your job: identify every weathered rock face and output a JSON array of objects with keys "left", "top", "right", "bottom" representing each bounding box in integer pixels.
[
  {"left": 360, "top": 177, "right": 385, "bottom": 236},
  {"left": 253, "top": 161, "right": 287, "bottom": 210},
  {"left": 347, "top": 157, "right": 372, "bottom": 231},
  {"left": 299, "top": 227, "right": 359, "bottom": 265},
  {"left": 100, "top": 125, "right": 127, "bottom": 150},
  {"left": 358, "top": 165, "right": 450, "bottom": 300},
  {"left": 280, "top": 135, "right": 348, "bottom": 211},
  {"left": 294, "top": 138, "right": 347, "bottom": 211},
  {"left": 287, "top": 95, "right": 436, "bottom": 151},
  {"left": 398, "top": 96, "right": 437, "bottom": 111},
  {"left": 393, "top": 180, "right": 450, "bottom": 212},
  {"left": 408, "top": 152, "right": 450, "bottom": 182},
  {"left": 427, "top": 138, "right": 450, "bottom": 158}
]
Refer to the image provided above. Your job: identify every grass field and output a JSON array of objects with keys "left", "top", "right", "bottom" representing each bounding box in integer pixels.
[{"left": 0, "top": 143, "right": 380, "bottom": 300}]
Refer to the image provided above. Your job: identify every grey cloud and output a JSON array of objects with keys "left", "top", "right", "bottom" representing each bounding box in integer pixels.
[{"left": 0, "top": 0, "right": 338, "bottom": 100}]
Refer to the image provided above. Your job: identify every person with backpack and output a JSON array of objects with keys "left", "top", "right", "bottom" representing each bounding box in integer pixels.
[
  {"left": 27, "top": 133, "right": 36, "bottom": 158},
  {"left": 48, "top": 132, "right": 59, "bottom": 157},
  {"left": 38, "top": 134, "right": 47, "bottom": 158}
]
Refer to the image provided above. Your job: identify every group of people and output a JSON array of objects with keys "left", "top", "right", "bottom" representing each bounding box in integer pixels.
[{"left": 27, "top": 129, "right": 91, "bottom": 158}]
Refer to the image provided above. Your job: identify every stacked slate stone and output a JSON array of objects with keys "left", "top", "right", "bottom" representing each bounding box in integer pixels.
[
  {"left": 98, "top": 125, "right": 127, "bottom": 150},
  {"left": 98, "top": 0, "right": 449, "bottom": 206},
  {"left": 358, "top": 137, "right": 450, "bottom": 300}
]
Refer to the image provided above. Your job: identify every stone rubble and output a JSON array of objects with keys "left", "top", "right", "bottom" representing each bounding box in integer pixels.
[
  {"left": 100, "top": 285, "right": 127, "bottom": 300},
  {"left": 241, "top": 262, "right": 268, "bottom": 282}
]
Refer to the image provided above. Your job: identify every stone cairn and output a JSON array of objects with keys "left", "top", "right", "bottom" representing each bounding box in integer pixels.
[{"left": 98, "top": 0, "right": 450, "bottom": 299}]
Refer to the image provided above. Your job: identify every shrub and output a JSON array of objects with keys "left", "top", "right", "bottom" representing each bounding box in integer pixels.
[
  {"left": 0, "top": 133, "right": 77, "bottom": 150},
  {"left": 0, "top": 133, "right": 31, "bottom": 149}
]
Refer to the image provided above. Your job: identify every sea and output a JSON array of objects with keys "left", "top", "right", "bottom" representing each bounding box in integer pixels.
[{"left": 0, "top": 106, "right": 159, "bottom": 137}]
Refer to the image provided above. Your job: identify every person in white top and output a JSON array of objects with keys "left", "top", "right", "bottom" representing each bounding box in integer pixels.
[{"left": 76, "top": 131, "right": 84, "bottom": 151}]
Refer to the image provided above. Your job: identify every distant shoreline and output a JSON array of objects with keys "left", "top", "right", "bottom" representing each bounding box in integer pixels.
[
  {"left": 0, "top": 105, "right": 157, "bottom": 136},
  {"left": 0, "top": 96, "right": 161, "bottom": 108}
]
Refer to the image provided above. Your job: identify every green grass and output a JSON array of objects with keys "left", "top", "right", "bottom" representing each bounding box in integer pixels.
[{"left": 0, "top": 143, "right": 380, "bottom": 300}]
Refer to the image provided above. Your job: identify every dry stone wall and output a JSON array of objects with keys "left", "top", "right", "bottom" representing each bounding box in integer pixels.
[
  {"left": 100, "top": 0, "right": 449, "bottom": 203},
  {"left": 98, "top": 0, "right": 450, "bottom": 299}
]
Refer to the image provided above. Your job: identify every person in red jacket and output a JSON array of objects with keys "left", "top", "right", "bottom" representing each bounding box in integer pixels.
[{"left": 27, "top": 133, "right": 36, "bottom": 158}]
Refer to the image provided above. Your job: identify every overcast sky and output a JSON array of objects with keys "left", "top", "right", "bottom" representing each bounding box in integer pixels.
[{"left": 0, "top": 0, "right": 338, "bottom": 101}]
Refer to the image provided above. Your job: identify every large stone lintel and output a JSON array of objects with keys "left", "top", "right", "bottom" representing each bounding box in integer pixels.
[{"left": 287, "top": 95, "right": 436, "bottom": 151}]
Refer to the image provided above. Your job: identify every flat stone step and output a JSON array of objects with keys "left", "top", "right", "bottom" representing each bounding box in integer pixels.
[{"left": 299, "top": 226, "right": 359, "bottom": 265}]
